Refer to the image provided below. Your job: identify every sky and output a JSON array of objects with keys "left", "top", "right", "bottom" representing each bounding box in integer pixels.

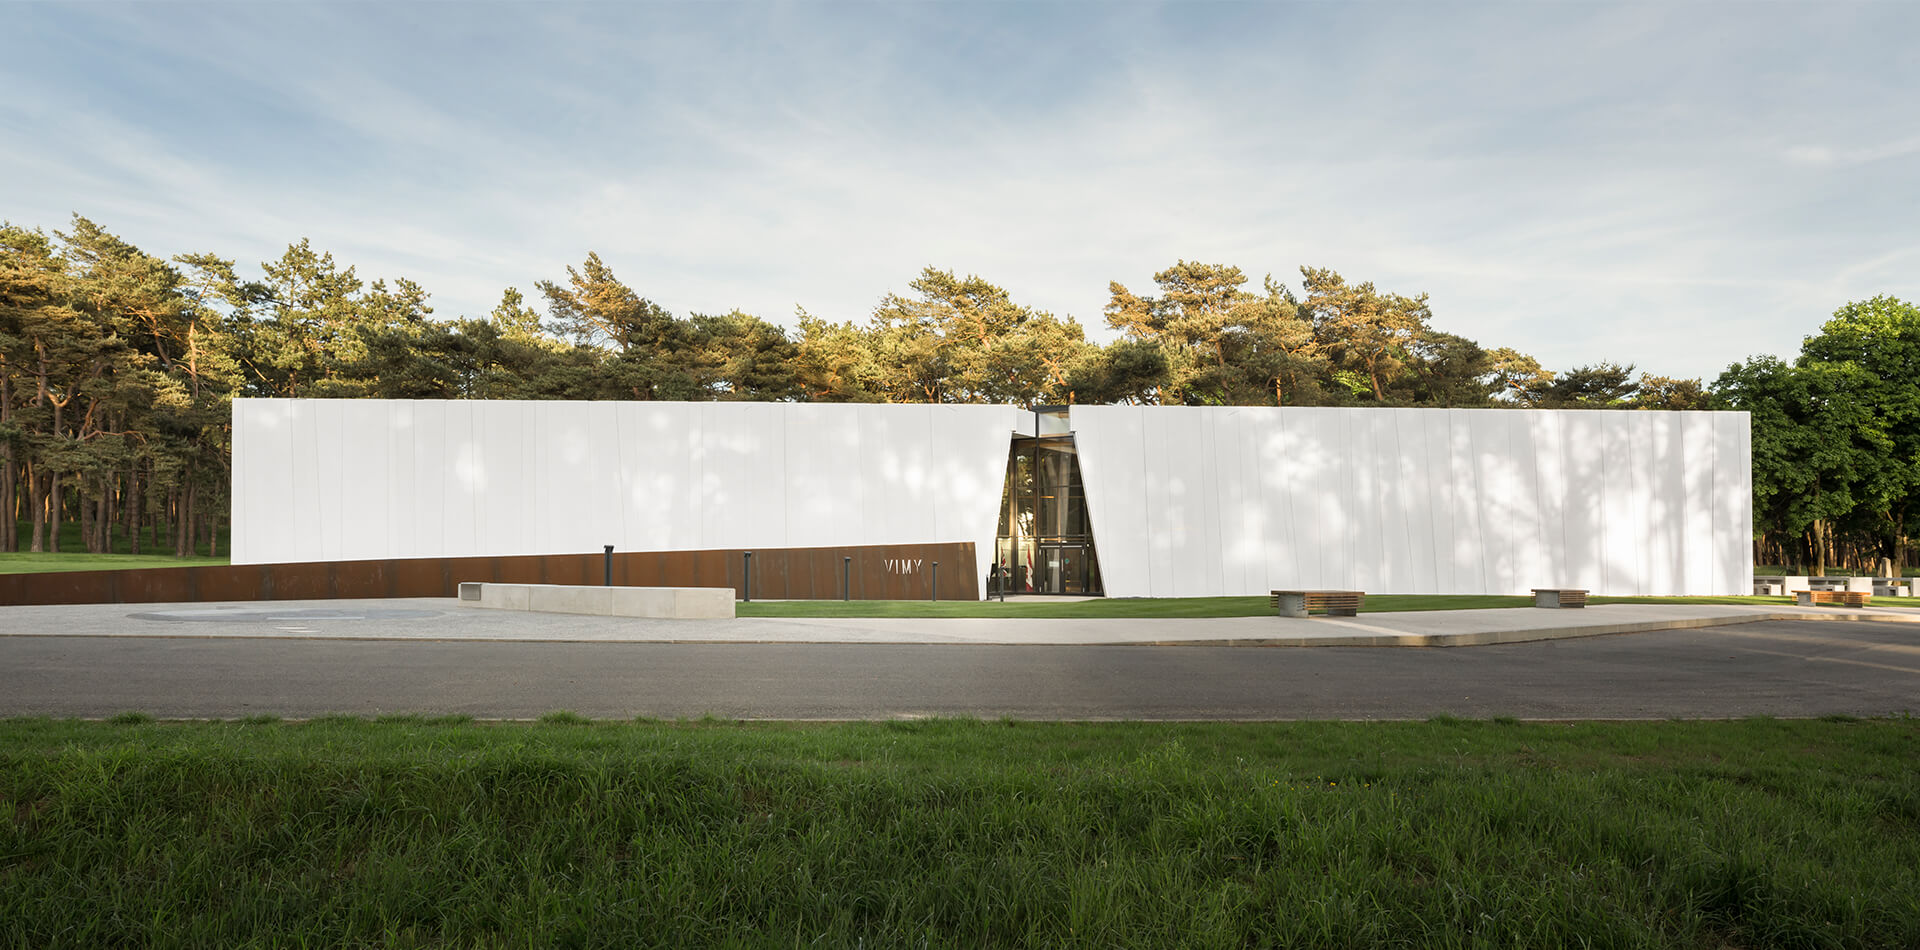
[{"left": 3, "top": 0, "right": 1916, "bottom": 384}]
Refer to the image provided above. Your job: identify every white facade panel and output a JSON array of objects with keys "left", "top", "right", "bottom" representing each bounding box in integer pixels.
[
  {"left": 1418, "top": 410, "right": 1457, "bottom": 592},
  {"left": 1444, "top": 410, "right": 1489, "bottom": 593},
  {"left": 233, "top": 400, "right": 1019, "bottom": 572},
  {"left": 233, "top": 400, "right": 1751, "bottom": 599},
  {"left": 930, "top": 405, "right": 1020, "bottom": 581},
  {"left": 336, "top": 400, "right": 391, "bottom": 561},
  {"left": 1393, "top": 409, "right": 1438, "bottom": 594},
  {"left": 384, "top": 402, "right": 416, "bottom": 559},
  {"left": 1559, "top": 411, "right": 1607, "bottom": 592},
  {"left": 1068, "top": 407, "right": 1151, "bottom": 597},
  {"left": 1646, "top": 413, "right": 1685, "bottom": 596},
  {"left": 286, "top": 400, "right": 323, "bottom": 564},
  {"left": 1528, "top": 413, "right": 1569, "bottom": 590},
  {"left": 410, "top": 401, "right": 447, "bottom": 558},
  {"left": 1468, "top": 411, "right": 1518, "bottom": 596},
  {"left": 1713, "top": 412, "right": 1754, "bottom": 595},
  {"left": 1071, "top": 405, "right": 1751, "bottom": 598},
  {"left": 441, "top": 401, "right": 480, "bottom": 556}
]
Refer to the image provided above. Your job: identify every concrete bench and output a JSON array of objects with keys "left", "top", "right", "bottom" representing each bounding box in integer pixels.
[
  {"left": 457, "top": 582, "right": 735, "bottom": 619},
  {"left": 1531, "top": 588, "right": 1588, "bottom": 609},
  {"left": 1807, "top": 576, "right": 1873, "bottom": 593},
  {"left": 1795, "top": 589, "right": 1871, "bottom": 608},
  {"left": 1269, "top": 590, "right": 1363, "bottom": 618},
  {"left": 1871, "top": 578, "right": 1914, "bottom": 597}
]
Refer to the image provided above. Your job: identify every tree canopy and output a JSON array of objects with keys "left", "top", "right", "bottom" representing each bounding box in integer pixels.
[{"left": 4, "top": 212, "right": 1911, "bottom": 575}]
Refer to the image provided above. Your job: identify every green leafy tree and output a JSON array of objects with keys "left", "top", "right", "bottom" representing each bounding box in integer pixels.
[
  {"left": 682, "top": 310, "right": 802, "bottom": 400},
  {"left": 240, "top": 240, "right": 369, "bottom": 397},
  {"left": 1529, "top": 362, "right": 1640, "bottom": 408},
  {"left": 1400, "top": 331, "right": 1499, "bottom": 407},
  {"left": 1796, "top": 296, "right": 1920, "bottom": 568},
  {"left": 1630, "top": 374, "right": 1710, "bottom": 411},
  {"left": 537, "top": 254, "right": 698, "bottom": 400},
  {"left": 794, "top": 309, "right": 886, "bottom": 403},
  {"left": 1715, "top": 355, "right": 1885, "bottom": 576},
  {"left": 1106, "top": 263, "right": 1321, "bottom": 405},
  {"left": 1298, "top": 267, "right": 1429, "bottom": 403},
  {"left": 1059, "top": 338, "right": 1170, "bottom": 405}
]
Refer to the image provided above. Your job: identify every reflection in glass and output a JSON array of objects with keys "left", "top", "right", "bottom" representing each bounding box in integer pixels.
[{"left": 993, "top": 436, "right": 1103, "bottom": 595}]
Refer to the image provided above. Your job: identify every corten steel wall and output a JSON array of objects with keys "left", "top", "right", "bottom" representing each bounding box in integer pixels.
[
  {"left": 0, "top": 542, "right": 977, "bottom": 607},
  {"left": 231, "top": 399, "right": 1018, "bottom": 578},
  {"left": 1070, "top": 405, "right": 1753, "bottom": 598}
]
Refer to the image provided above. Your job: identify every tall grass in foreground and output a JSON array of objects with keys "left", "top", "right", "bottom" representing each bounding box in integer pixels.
[{"left": 2, "top": 717, "right": 1916, "bottom": 948}]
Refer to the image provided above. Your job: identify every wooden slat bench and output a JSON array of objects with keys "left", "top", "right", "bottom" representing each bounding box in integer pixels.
[
  {"left": 1270, "top": 590, "right": 1364, "bottom": 618},
  {"left": 1796, "top": 590, "right": 1871, "bottom": 608},
  {"left": 1532, "top": 588, "right": 1588, "bottom": 609}
]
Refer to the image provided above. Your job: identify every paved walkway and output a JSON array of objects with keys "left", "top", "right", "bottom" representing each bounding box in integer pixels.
[{"left": 1, "top": 598, "right": 1916, "bottom": 646}]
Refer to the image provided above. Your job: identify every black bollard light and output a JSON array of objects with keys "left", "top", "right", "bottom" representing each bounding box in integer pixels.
[
  {"left": 603, "top": 545, "right": 614, "bottom": 587},
  {"left": 931, "top": 561, "right": 939, "bottom": 602},
  {"left": 843, "top": 556, "right": 852, "bottom": 601},
  {"left": 742, "top": 551, "right": 753, "bottom": 602}
]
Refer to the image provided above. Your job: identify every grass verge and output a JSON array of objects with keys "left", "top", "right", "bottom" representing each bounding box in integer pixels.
[
  {"left": 0, "top": 551, "right": 230, "bottom": 574},
  {"left": 738, "top": 593, "right": 1803, "bottom": 618},
  {"left": 1, "top": 519, "right": 229, "bottom": 572},
  {"left": 1, "top": 716, "right": 1915, "bottom": 947}
]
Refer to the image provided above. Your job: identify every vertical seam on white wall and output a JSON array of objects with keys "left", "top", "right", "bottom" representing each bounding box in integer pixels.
[
  {"left": 1555, "top": 414, "right": 1569, "bottom": 588},
  {"left": 614, "top": 404, "right": 630, "bottom": 550},
  {"left": 1391, "top": 412, "right": 1412, "bottom": 593},
  {"left": 1139, "top": 412, "right": 1153, "bottom": 597},
  {"left": 1279, "top": 410, "right": 1298, "bottom": 590},
  {"left": 1710, "top": 412, "right": 1721, "bottom": 593},
  {"left": 1467, "top": 412, "right": 1491, "bottom": 593}
]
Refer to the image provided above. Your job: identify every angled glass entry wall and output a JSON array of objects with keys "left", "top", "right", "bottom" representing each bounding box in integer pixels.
[{"left": 994, "top": 410, "right": 1103, "bottom": 595}]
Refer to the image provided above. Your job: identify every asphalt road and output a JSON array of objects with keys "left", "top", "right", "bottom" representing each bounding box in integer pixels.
[{"left": 1, "top": 620, "right": 1915, "bottom": 719}]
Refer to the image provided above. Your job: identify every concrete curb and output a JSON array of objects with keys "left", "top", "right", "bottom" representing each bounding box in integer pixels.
[
  {"left": 1149, "top": 609, "right": 1920, "bottom": 648},
  {"left": 4, "top": 600, "right": 1916, "bottom": 648}
]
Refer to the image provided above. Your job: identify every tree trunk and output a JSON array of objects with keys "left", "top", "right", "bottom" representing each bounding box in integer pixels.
[
  {"left": 1810, "top": 520, "right": 1827, "bottom": 578},
  {"left": 125, "top": 463, "right": 141, "bottom": 556},
  {"left": 49, "top": 474, "right": 61, "bottom": 553},
  {"left": 149, "top": 467, "right": 162, "bottom": 552},
  {"left": 79, "top": 477, "right": 94, "bottom": 553},
  {"left": 98, "top": 476, "right": 113, "bottom": 553},
  {"left": 0, "top": 450, "right": 13, "bottom": 554},
  {"left": 28, "top": 466, "right": 46, "bottom": 553},
  {"left": 0, "top": 375, "right": 10, "bottom": 553}
]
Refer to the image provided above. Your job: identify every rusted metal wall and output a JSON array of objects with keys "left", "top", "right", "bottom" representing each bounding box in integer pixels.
[{"left": 0, "top": 542, "right": 978, "bottom": 607}]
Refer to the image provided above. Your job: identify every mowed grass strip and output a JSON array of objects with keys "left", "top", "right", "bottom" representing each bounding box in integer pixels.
[
  {"left": 738, "top": 593, "right": 1801, "bottom": 618},
  {"left": 2, "top": 519, "right": 228, "bottom": 572},
  {"left": 2, "top": 717, "right": 1916, "bottom": 948}
]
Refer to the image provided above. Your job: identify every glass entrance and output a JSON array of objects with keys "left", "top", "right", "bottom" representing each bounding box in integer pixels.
[{"left": 993, "top": 432, "right": 1103, "bottom": 596}]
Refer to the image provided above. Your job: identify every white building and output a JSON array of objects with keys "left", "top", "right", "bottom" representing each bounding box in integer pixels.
[{"left": 231, "top": 399, "right": 1752, "bottom": 598}]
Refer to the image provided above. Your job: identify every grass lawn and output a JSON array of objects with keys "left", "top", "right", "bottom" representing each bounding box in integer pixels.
[
  {"left": 739, "top": 593, "right": 1802, "bottom": 618},
  {"left": 2, "top": 518, "right": 228, "bottom": 572},
  {"left": 0, "top": 551, "right": 229, "bottom": 574},
  {"left": 1, "top": 716, "right": 1914, "bottom": 948}
]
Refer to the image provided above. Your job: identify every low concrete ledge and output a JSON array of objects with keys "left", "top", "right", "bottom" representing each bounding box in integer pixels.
[{"left": 457, "top": 582, "right": 735, "bottom": 619}]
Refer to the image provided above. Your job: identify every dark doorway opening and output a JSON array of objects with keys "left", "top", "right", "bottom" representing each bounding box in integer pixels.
[{"left": 994, "top": 424, "right": 1103, "bottom": 596}]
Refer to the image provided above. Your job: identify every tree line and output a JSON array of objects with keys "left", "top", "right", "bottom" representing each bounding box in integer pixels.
[{"left": 2, "top": 214, "right": 1912, "bottom": 574}]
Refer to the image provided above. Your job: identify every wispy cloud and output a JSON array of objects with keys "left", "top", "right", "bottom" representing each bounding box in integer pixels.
[{"left": 1784, "top": 137, "right": 1920, "bottom": 167}]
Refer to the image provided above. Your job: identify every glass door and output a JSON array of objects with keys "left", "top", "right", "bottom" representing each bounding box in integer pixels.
[{"left": 994, "top": 432, "right": 1103, "bottom": 596}]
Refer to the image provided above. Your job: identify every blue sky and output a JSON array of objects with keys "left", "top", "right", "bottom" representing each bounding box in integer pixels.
[{"left": 4, "top": 1, "right": 1916, "bottom": 383}]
